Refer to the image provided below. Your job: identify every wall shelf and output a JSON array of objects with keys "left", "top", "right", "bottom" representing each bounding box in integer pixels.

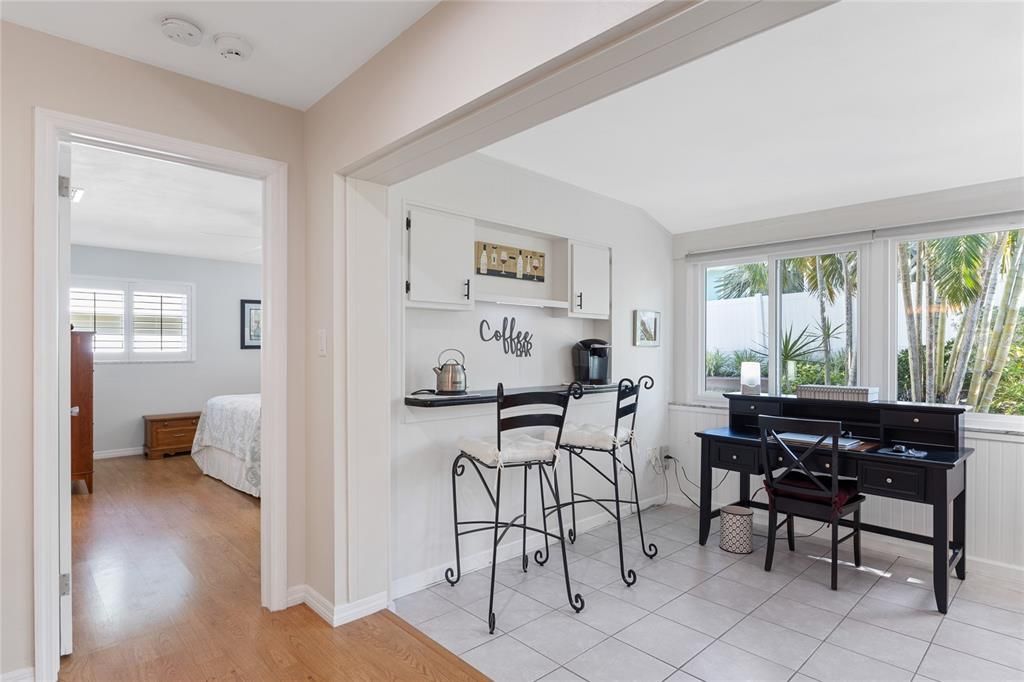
[{"left": 474, "top": 293, "right": 569, "bottom": 309}]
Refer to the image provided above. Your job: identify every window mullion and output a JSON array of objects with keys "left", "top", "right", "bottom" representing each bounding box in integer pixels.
[{"left": 767, "top": 257, "right": 779, "bottom": 395}]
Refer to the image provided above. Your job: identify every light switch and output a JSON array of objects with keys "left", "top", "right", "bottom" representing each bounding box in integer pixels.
[{"left": 318, "top": 329, "right": 327, "bottom": 357}]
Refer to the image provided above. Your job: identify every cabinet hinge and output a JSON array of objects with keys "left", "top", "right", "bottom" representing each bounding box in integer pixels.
[
  {"left": 60, "top": 573, "right": 70, "bottom": 596},
  {"left": 58, "top": 175, "right": 71, "bottom": 199},
  {"left": 406, "top": 216, "right": 411, "bottom": 230},
  {"left": 405, "top": 280, "right": 411, "bottom": 294}
]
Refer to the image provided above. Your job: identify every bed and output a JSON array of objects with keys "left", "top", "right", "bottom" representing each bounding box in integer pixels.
[{"left": 191, "top": 393, "right": 261, "bottom": 497}]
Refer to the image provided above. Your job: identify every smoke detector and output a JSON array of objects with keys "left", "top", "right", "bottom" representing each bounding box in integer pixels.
[
  {"left": 214, "top": 34, "right": 252, "bottom": 62},
  {"left": 161, "top": 17, "right": 203, "bottom": 47}
]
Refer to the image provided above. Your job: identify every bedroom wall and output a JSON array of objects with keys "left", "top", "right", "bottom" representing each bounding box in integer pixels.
[
  {"left": 388, "top": 153, "right": 674, "bottom": 595},
  {"left": 0, "top": 23, "right": 307, "bottom": 675},
  {"left": 70, "top": 246, "right": 261, "bottom": 454}
]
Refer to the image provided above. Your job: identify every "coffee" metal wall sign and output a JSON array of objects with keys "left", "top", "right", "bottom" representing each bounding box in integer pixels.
[{"left": 479, "top": 316, "right": 534, "bottom": 358}]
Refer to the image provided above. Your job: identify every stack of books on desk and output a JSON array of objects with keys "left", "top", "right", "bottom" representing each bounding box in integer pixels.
[{"left": 796, "top": 384, "right": 879, "bottom": 402}]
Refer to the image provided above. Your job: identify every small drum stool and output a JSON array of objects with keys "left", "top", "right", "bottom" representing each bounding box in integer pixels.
[{"left": 719, "top": 505, "right": 754, "bottom": 554}]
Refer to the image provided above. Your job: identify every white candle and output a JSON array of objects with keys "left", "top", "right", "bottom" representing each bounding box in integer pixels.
[{"left": 740, "top": 362, "right": 761, "bottom": 395}]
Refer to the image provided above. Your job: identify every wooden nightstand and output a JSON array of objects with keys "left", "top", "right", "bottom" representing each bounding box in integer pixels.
[{"left": 143, "top": 411, "right": 201, "bottom": 459}]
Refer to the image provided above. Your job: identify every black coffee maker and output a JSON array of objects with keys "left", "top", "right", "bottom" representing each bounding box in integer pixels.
[{"left": 572, "top": 339, "right": 611, "bottom": 385}]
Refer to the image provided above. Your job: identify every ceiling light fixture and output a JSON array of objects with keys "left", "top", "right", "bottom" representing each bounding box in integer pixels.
[
  {"left": 214, "top": 34, "right": 252, "bottom": 62},
  {"left": 161, "top": 17, "right": 203, "bottom": 47}
]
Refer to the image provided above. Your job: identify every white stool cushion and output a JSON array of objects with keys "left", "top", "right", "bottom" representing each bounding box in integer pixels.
[
  {"left": 559, "top": 422, "right": 632, "bottom": 449},
  {"left": 457, "top": 433, "right": 557, "bottom": 466}
]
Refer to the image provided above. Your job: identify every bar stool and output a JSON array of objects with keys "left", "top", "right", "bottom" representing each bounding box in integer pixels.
[
  {"left": 555, "top": 376, "right": 658, "bottom": 586},
  {"left": 443, "top": 382, "right": 585, "bottom": 633}
]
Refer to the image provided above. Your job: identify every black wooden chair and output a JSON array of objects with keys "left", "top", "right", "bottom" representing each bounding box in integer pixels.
[
  {"left": 443, "top": 382, "right": 585, "bottom": 633},
  {"left": 555, "top": 376, "right": 658, "bottom": 587},
  {"left": 758, "top": 415, "right": 863, "bottom": 590}
]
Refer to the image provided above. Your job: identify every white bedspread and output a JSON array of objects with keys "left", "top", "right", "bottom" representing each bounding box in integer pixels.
[{"left": 192, "top": 394, "right": 261, "bottom": 493}]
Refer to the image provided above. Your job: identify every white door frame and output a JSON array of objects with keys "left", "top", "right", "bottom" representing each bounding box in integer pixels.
[{"left": 33, "top": 108, "right": 289, "bottom": 680}]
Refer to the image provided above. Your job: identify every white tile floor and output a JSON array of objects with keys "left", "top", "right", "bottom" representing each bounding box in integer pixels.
[{"left": 396, "top": 504, "right": 1024, "bottom": 682}]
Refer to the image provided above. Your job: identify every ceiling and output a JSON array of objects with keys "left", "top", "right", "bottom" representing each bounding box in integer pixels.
[
  {"left": 70, "top": 143, "right": 264, "bottom": 264},
  {"left": 482, "top": 1, "right": 1024, "bottom": 234},
  {"left": 1, "top": 1, "right": 437, "bottom": 110}
]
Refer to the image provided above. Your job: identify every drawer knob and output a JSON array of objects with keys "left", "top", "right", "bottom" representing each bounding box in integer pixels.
[
  {"left": 777, "top": 456, "right": 783, "bottom": 463},
  {"left": 886, "top": 477, "right": 893, "bottom": 484},
  {"left": 750, "top": 405, "right": 756, "bottom": 411},
  {"left": 825, "top": 463, "right": 831, "bottom": 469},
  {"left": 732, "top": 455, "right": 737, "bottom": 460},
  {"left": 913, "top": 417, "right": 920, "bottom": 423}
]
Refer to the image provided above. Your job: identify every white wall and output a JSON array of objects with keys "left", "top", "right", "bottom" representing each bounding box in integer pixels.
[
  {"left": 70, "top": 246, "right": 261, "bottom": 453},
  {"left": 388, "top": 154, "right": 673, "bottom": 595}
]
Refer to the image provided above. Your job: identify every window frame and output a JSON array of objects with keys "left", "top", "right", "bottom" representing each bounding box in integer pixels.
[
  {"left": 687, "top": 219, "right": 1024, "bottom": 430},
  {"left": 70, "top": 275, "right": 195, "bottom": 364}
]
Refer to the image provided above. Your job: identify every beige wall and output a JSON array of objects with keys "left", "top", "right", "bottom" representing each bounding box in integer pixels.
[
  {"left": 0, "top": 23, "right": 307, "bottom": 674},
  {"left": 302, "top": 0, "right": 654, "bottom": 605}
]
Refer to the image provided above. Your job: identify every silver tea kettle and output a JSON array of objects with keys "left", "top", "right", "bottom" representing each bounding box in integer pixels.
[{"left": 433, "top": 348, "right": 467, "bottom": 395}]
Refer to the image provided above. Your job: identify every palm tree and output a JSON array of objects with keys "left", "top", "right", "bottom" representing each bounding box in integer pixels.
[{"left": 900, "top": 229, "right": 1024, "bottom": 412}]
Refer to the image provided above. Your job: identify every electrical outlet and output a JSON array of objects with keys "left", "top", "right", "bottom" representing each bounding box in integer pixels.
[{"left": 660, "top": 445, "right": 671, "bottom": 458}]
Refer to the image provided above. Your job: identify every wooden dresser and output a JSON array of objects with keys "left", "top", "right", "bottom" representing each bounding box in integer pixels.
[
  {"left": 143, "top": 411, "right": 201, "bottom": 459},
  {"left": 71, "top": 331, "right": 94, "bottom": 493}
]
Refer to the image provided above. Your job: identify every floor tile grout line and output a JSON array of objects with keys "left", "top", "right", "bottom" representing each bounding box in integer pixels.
[{"left": 791, "top": 553, "right": 898, "bottom": 679}]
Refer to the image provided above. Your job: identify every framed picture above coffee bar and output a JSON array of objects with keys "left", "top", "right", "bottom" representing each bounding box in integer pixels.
[{"left": 475, "top": 241, "right": 545, "bottom": 282}]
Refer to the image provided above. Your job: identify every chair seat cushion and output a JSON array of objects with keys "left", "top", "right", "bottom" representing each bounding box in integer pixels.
[
  {"left": 773, "top": 472, "right": 861, "bottom": 508},
  {"left": 457, "top": 433, "right": 557, "bottom": 466},
  {"left": 559, "top": 422, "right": 632, "bottom": 449}
]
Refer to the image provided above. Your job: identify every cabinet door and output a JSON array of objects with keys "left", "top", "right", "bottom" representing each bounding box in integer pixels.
[
  {"left": 407, "top": 206, "right": 475, "bottom": 308},
  {"left": 570, "top": 242, "right": 610, "bottom": 318}
]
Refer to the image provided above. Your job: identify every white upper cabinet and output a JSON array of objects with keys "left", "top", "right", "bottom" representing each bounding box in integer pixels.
[
  {"left": 569, "top": 241, "right": 610, "bottom": 319},
  {"left": 406, "top": 206, "right": 475, "bottom": 309}
]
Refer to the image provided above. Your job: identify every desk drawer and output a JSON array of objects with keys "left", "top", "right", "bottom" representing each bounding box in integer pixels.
[
  {"left": 882, "top": 409, "right": 955, "bottom": 432},
  {"left": 714, "top": 444, "right": 760, "bottom": 473},
  {"left": 730, "top": 400, "right": 781, "bottom": 417},
  {"left": 152, "top": 426, "right": 195, "bottom": 449},
  {"left": 860, "top": 462, "right": 925, "bottom": 502}
]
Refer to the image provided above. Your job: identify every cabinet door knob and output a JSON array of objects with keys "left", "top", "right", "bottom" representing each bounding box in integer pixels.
[
  {"left": 885, "top": 477, "right": 893, "bottom": 484},
  {"left": 913, "top": 417, "right": 920, "bottom": 423},
  {"left": 825, "top": 463, "right": 831, "bottom": 469}
]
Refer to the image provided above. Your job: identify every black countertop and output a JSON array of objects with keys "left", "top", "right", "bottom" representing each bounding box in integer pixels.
[{"left": 405, "top": 383, "right": 618, "bottom": 407}]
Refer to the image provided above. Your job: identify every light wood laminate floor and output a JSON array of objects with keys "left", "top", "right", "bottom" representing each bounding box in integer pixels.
[{"left": 61, "top": 455, "right": 483, "bottom": 681}]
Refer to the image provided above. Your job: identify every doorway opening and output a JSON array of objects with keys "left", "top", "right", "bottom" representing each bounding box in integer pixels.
[{"left": 34, "top": 110, "right": 288, "bottom": 680}]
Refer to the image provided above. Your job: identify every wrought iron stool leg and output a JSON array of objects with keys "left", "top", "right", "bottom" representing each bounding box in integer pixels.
[
  {"left": 627, "top": 441, "right": 658, "bottom": 558},
  {"left": 534, "top": 463, "right": 550, "bottom": 566},
  {"left": 549, "top": 464, "right": 585, "bottom": 613},
  {"left": 567, "top": 448, "right": 577, "bottom": 543},
  {"left": 487, "top": 467, "right": 504, "bottom": 633},
  {"left": 611, "top": 446, "right": 637, "bottom": 586},
  {"left": 521, "top": 463, "right": 530, "bottom": 572},
  {"left": 444, "top": 456, "right": 465, "bottom": 586}
]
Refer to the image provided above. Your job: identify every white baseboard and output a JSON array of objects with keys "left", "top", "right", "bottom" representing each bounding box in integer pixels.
[
  {"left": 390, "top": 494, "right": 665, "bottom": 600},
  {"left": 1, "top": 668, "right": 34, "bottom": 682},
  {"left": 93, "top": 447, "right": 144, "bottom": 460},
  {"left": 284, "top": 584, "right": 388, "bottom": 627}
]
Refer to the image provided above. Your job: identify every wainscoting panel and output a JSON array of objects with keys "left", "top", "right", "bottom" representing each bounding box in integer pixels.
[{"left": 668, "top": 404, "right": 1023, "bottom": 573}]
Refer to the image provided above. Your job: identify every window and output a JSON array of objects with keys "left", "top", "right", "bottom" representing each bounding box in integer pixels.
[
  {"left": 896, "top": 228, "right": 1024, "bottom": 415},
  {"left": 69, "top": 277, "right": 193, "bottom": 362},
  {"left": 704, "top": 262, "right": 768, "bottom": 393},
  {"left": 70, "top": 287, "right": 125, "bottom": 352},
  {"left": 778, "top": 251, "right": 858, "bottom": 394}
]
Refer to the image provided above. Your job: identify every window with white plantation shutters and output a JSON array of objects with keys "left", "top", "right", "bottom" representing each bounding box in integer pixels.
[
  {"left": 69, "top": 287, "right": 125, "bottom": 352},
  {"left": 132, "top": 290, "right": 189, "bottom": 354},
  {"left": 69, "top": 276, "right": 194, "bottom": 362}
]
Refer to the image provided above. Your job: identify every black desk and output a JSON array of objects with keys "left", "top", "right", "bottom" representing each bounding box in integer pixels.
[{"left": 695, "top": 393, "right": 974, "bottom": 613}]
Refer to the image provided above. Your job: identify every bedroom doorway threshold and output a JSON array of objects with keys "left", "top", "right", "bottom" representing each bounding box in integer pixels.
[{"left": 33, "top": 108, "right": 290, "bottom": 682}]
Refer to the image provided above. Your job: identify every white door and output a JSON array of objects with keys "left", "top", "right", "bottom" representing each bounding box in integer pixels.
[
  {"left": 407, "top": 206, "right": 475, "bottom": 308},
  {"left": 58, "top": 141, "right": 73, "bottom": 655},
  {"left": 570, "top": 242, "right": 610, "bottom": 318}
]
